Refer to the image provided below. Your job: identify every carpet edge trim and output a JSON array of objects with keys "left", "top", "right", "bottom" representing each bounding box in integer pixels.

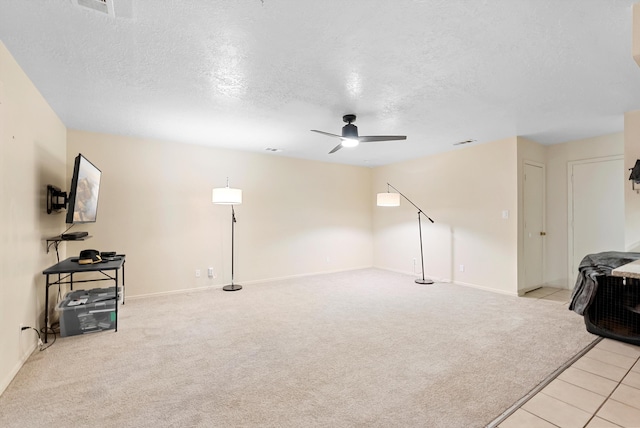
[{"left": 484, "top": 336, "right": 603, "bottom": 428}]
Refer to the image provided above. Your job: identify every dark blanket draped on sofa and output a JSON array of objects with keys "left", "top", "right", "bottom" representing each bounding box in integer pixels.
[{"left": 569, "top": 251, "right": 640, "bottom": 315}]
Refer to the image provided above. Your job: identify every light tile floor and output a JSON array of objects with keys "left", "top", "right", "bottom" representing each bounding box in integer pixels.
[{"left": 495, "top": 287, "right": 640, "bottom": 428}]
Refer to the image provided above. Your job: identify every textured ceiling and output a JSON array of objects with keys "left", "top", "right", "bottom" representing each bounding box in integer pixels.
[{"left": 1, "top": 0, "right": 640, "bottom": 166}]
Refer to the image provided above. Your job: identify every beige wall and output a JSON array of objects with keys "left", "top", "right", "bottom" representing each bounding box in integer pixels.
[
  {"left": 625, "top": 111, "right": 640, "bottom": 251},
  {"left": 545, "top": 133, "right": 623, "bottom": 288},
  {"left": 66, "top": 130, "right": 373, "bottom": 297},
  {"left": 0, "top": 42, "right": 67, "bottom": 393},
  {"left": 372, "top": 138, "right": 519, "bottom": 295}
]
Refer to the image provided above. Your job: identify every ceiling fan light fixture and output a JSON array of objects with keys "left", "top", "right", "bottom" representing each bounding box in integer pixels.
[{"left": 341, "top": 138, "right": 359, "bottom": 148}]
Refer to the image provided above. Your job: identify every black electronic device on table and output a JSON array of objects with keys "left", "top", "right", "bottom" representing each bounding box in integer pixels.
[
  {"left": 61, "top": 231, "right": 89, "bottom": 240},
  {"left": 76, "top": 250, "right": 121, "bottom": 264},
  {"left": 100, "top": 251, "right": 119, "bottom": 262}
]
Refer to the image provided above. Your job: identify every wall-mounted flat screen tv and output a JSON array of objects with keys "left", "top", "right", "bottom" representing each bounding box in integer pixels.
[{"left": 65, "top": 154, "right": 102, "bottom": 224}]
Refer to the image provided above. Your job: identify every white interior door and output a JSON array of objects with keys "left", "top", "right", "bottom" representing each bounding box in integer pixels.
[
  {"left": 523, "top": 162, "right": 545, "bottom": 291},
  {"left": 568, "top": 156, "right": 624, "bottom": 285}
]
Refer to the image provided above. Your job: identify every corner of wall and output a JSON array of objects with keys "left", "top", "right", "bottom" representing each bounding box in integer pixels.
[
  {"left": 372, "top": 137, "right": 520, "bottom": 294},
  {"left": 633, "top": 3, "right": 640, "bottom": 68}
]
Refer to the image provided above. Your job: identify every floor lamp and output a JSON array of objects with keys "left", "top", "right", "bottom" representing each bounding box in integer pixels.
[
  {"left": 212, "top": 178, "right": 243, "bottom": 291},
  {"left": 377, "top": 182, "right": 435, "bottom": 285}
]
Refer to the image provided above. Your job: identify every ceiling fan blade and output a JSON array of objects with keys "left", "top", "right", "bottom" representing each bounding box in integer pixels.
[
  {"left": 311, "top": 130, "right": 341, "bottom": 138},
  {"left": 358, "top": 135, "right": 407, "bottom": 143},
  {"left": 328, "top": 143, "right": 343, "bottom": 154}
]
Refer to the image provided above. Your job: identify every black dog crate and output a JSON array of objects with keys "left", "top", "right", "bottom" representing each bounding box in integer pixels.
[{"left": 584, "top": 275, "right": 640, "bottom": 346}]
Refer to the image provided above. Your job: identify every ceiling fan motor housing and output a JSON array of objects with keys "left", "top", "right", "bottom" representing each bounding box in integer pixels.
[{"left": 342, "top": 123, "right": 358, "bottom": 138}]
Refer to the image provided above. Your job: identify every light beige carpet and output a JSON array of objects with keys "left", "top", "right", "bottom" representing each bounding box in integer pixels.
[{"left": 0, "top": 269, "right": 595, "bottom": 427}]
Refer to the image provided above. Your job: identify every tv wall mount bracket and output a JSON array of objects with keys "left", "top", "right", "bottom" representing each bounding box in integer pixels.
[{"left": 46, "top": 185, "right": 68, "bottom": 214}]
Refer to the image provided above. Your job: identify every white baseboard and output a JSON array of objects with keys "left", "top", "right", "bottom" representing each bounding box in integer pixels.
[
  {"left": 125, "top": 284, "right": 222, "bottom": 300},
  {"left": 114, "top": 265, "right": 518, "bottom": 301},
  {"left": 242, "top": 265, "right": 374, "bottom": 286},
  {"left": 1, "top": 342, "right": 38, "bottom": 396},
  {"left": 375, "top": 266, "right": 517, "bottom": 296},
  {"left": 518, "top": 285, "right": 543, "bottom": 296},
  {"left": 374, "top": 266, "right": 452, "bottom": 283},
  {"left": 454, "top": 280, "right": 519, "bottom": 297},
  {"left": 125, "top": 265, "right": 375, "bottom": 300}
]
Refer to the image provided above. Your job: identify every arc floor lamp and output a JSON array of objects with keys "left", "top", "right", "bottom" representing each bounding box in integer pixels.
[
  {"left": 377, "top": 183, "right": 435, "bottom": 285},
  {"left": 213, "top": 178, "right": 243, "bottom": 291}
]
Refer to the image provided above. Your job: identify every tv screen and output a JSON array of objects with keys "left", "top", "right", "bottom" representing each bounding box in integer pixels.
[{"left": 65, "top": 154, "right": 101, "bottom": 224}]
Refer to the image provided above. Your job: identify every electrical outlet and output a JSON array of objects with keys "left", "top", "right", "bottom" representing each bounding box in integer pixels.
[
  {"left": 195, "top": 269, "right": 201, "bottom": 278},
  {"left": 208, "top": 267, "right": 214, "bottom": 278},
  {"left": 459, "top": 264, "right": 465, "bottom": 272}
]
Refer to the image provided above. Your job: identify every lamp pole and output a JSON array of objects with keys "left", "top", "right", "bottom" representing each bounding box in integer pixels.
[
  {"left": 385, "top": 183, "right": 434, "bottom": 285},
  {"left": 223, "top": 204, "right": 242, "bottom": 291}
]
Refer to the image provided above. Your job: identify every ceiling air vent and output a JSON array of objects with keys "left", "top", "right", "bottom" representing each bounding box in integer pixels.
[
  {"left": 453, "top": 139, "right": 476, "bottom": 146},
  {"left": 72, "top": 0, "right": 116, "bottom": 17}
]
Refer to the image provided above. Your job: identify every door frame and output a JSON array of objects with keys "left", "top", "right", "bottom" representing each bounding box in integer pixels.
[
  {"left": 567, "top": 155, "right": 624, "bottom": 288},
  {"left": 522, "top": 160, "right": 546, "bottom": 294}
]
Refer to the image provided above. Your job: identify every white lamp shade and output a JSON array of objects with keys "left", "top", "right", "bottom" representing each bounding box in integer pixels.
[
  {"left": 212, "top": 187, "right": 242, "bottom": 205},
  {"left": 341, "top": 138, "right": 359, "bottom": 148},
  {"left": 377, "top": 192, "right": 400, "bottom": 207}
]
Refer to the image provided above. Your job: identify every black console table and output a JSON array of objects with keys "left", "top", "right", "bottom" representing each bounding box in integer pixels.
[{"left": 42, "top": 255, "right": 125, "bottom": 343}]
